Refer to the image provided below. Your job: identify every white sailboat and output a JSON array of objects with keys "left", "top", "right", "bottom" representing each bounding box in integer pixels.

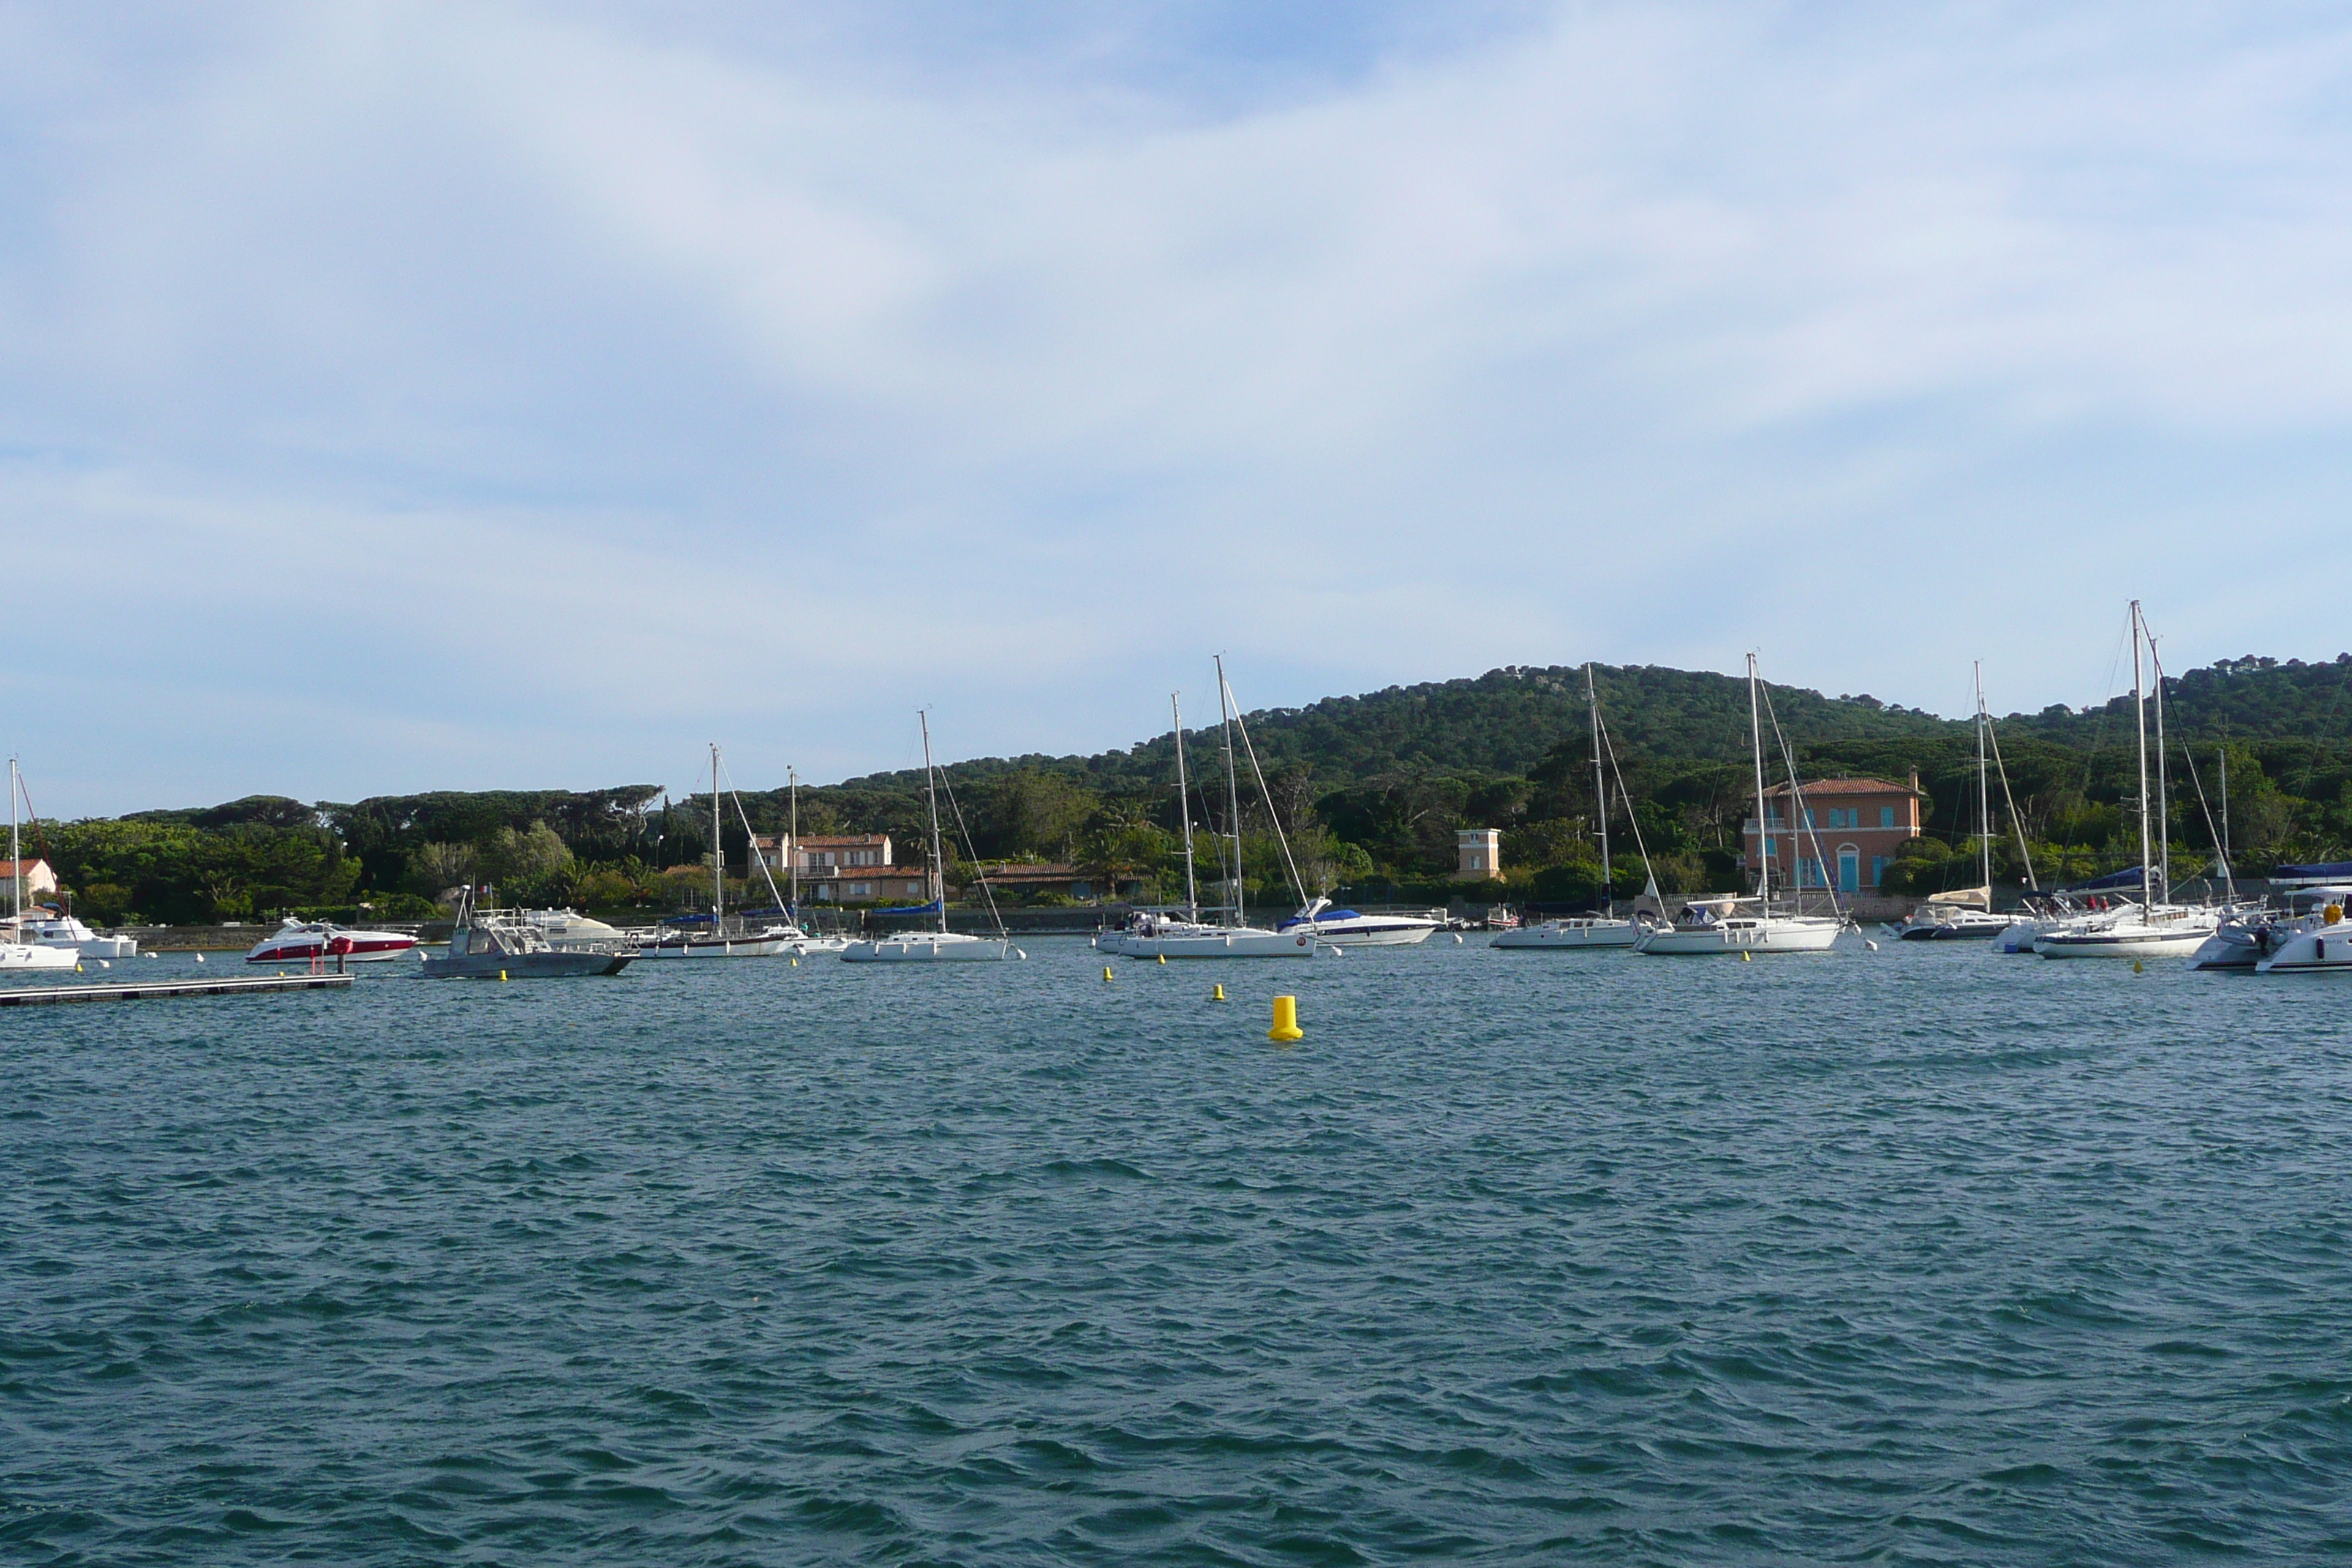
[
  {"left": 780, "top": 766, "right": 848, "bottom": 955},
  {"left": 1635, "top": 655, "right": 1844, "bottom": 956},
  {"left": 2036, "top": 603, "right": 2218, "bottom": 959},
  {"left": 1, "top": 758, "right": 78, "bottom": 972},
  {"left": 842, "top": 713, "right": 1023, "bottom": 963},
  {"left": 1107, "top": 669, "right": 1323, "bottom": 959},
  {"left": 1496, "top": 663, "right": 1659, "bottom": 950},
  {"left": 1893, "top": 663, "right": 2011, "bottom": 941},
  {"left": 638, "top": 745, "right": 800, "bottom": 958}
]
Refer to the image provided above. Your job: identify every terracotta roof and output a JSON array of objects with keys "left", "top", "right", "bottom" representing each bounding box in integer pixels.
[
  {"left": 791, "top": 834, "right": 891, "bottom": 848},
  {"left": 0, "top": 859, "right": 50, "bottom": 875},
  {"left": 1760, "top": 777, "right": 1918, "bottom": 796}
]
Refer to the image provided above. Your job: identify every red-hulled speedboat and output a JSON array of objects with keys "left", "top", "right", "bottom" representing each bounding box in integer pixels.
[{"left": 243, "top": 917, "right": 418, "bottom": 964}]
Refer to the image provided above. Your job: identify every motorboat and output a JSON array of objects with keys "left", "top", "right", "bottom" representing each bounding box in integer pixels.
[
  {"left": 2255, "top": 904, "right": 2352, "bottom": 974},
  {"left": 517, "top": 908, "right": 630, "bottom": 949},
  {"left": 1491, "top": 914, "right": 1648, "bottom": 950},
  {"left": 840, "top": 713, "right": 1022, "bottom": 965},
  {"left": 13, "top": 911, "right": 137, "bottom": 958},
  {"left": 1635, "top": 895, "right": 1843, "bottom": 954},
  {"left": 421, "top": 893, "right": 634, "bottom": 978},
  {"left": 1277, "top": 898, "right": 1439, "bottom": 946},
  {"left": 244, "top": 916, "right": 418, "bottom": 964},
  {"left": 1, "top": 762, "right": 86, "bottom": 970},
  {"left": 2190, "top": 888, "right": 2345, "bottom": 971}
]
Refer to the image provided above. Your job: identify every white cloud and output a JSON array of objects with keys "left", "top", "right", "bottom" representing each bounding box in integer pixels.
[{"left": 6, "top": 0, "right": 2352, "bottom": 811}]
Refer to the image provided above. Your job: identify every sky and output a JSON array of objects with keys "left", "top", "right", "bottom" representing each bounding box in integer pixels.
[{"left": 6, "top": 1, "right": 2351, "bottom": 815}]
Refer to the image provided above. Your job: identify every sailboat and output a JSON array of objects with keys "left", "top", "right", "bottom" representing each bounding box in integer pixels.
[
  {"left": 1, "top": 759, "right": 80, "bottom": 972},
  {"left": 1495, "top": 663, "right": 1662, "bottom": 950},
  {"left": 1107, "top": 666, "right": 1325, "bottom": 959},
  {"left": 2035, "top": 603, "right": 2219, "bottom": 959},
  {"left": 840, "top": 713, "right": 1023, "bottom": 962},
  {"left": 1634, "top": 655, "right": 1844, "bottom": 955},
  {"left": 638, "top": 745, "right": 799, "bottom": 958},
  {"left": 1893, "top": 663, "right": 2013, "bottom": 941},
  {"left": 779, "top": 766, "right": 848, "bottom": 955}
]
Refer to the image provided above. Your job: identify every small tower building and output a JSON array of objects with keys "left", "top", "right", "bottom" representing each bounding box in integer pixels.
[{"left": 1454, "top": 829, "right": 1504, "bottom": 881}]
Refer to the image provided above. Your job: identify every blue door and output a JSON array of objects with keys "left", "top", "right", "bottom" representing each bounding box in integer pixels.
[{"left": 1838, "top": 849, "right": 1860, "bottom": 893}]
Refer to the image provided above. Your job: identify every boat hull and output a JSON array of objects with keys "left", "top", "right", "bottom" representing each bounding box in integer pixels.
[
  {"left": 420, "top": 951, "right": 634, "bottom": 979},
  {"left": 1635, "top": 919, "right": 1842, "bottom": 955},
  {"left": 841, "top": 935, "right": 1022, "bottom": 962},
  {"left": 1281, "top": 920, "right": 1437, "bottom": 946},
  {"left": 2255, "top": 927, "right": 2352, "bottom": 973},
  {"left": 0, "top": 943, "right": 81, "bottom": 970},
  {"left": 1114, "top": 927, "right": 1317, "bottom": 958},
  {"left": 637, "top": 936, "right": 796, "bottom": 958},
  {"left": 244, "top": 931, "right": 418, "bottom": 963},
  {"left": 1491, "top": 919, "right": 1642, "bottom": 950},
  {"left": 2033, "top": 926, "right": 2212, "bottom": 959}
]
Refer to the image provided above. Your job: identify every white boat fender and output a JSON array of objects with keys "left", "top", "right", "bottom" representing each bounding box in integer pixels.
[
  {"left": 1864, "top": 939, "right": 1878, "bottom": 951},
  {"left": 1454, "top": 932, "right": 1464, "bottom": 943}
]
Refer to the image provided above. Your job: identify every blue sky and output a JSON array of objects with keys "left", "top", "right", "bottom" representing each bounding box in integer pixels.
[{"left": 6, "top": 1, "right": 2351, "bottom": 814}]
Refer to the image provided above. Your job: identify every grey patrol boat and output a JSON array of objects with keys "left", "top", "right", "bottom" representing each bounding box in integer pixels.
[{"left": 420, "top": 889, "right": 636, "bottom": 979}]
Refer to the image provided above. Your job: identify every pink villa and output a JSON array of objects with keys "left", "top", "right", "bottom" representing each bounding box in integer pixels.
[{"left": 1740, "top": 774, "right": 1923, "bottom": 895}]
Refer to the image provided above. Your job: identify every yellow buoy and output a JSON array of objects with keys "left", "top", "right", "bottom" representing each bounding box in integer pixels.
[
  {"left": 1269, "top": 995, "right": 1303, "bottom": 1042},
  {"left": 2132, "top": 959, "right": 2144, "bottom": 973},
  {"left": 1212, "top": 983, "right": 1226, "bottom": 1002},
  {"left": 791, "top": 957, "right": 799, "bottom": 967},
  {"left": 500, "top": 969, "right": 508, "bottom": 981},
  {"left": 1104, "top": 965, "right": 1115, "bottom": 982},
  {"left": 1740, "top": 949, "right": 1752, "bottom": 963},
  {"left": 1157, "top": 954, "right": 1166, "bottom": 965}
]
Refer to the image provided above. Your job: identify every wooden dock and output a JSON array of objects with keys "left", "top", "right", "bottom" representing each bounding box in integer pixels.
[{"left": 0, "top": 973, "right": 355, "bottom": 1008}]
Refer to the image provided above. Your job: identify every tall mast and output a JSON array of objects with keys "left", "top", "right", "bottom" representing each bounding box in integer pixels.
[
  {"left": 788, "top": 766, "right": 799, "bottom": 911},
  {"left": 711, "top": 743, "right": 725, "bottom": 927},
  {"left": 2219, "top": 745, "right": 2231, "bottom": 893},
  {"left": 2132, "top": 601, "right": 2152, "bottom": 910},
  {"left": 1216, "top": 654, "right": 1245, "bottom": 927},
  {"left": 2152, "top": 634, "right": 2171, "bottom": 900},
  {"left": 1749, "top": 653, "right": 1771, "bottom": 901},
  {"left": 1976, "top": 661, "right": 1991, "bottom": 898},
  {"left": 7, "top": 758, "right": 17, "bottom": 924},
  {"left": 1588, "top": 663, "right": 1611, "bottom": 913},
  {"left": 1172, "top": 694, "right": 1199, "bottom": 921},
  {"left": 919, "top": 710, "right": 947, "bottom": 933}
]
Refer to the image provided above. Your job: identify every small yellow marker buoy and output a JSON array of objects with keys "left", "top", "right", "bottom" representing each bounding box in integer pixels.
[
  {"left": 75, "top": 963, "right": 83, "bottom": 973},
  {"left": 1104, "top": 965, "right": 1115, "bottom": 982},
  {"left": 2132, "top": 959, "right": 2144, "bottom": 973},
  {"left": 1740, "top": 949, "right": 1752, "bottom": 963},
  {"left": 1158, "top": 953, "right": 1166, "bottom": 965},
  {"left": 1269, "top": 994, "right": 1303, "bottom": 1042},
  {"left": 791, "top": 957, "right": 799, "bottom": 967},
  {"left": 500, "top": 969, "right": 508, "bottom": 982},
  {"left": 1212, "top": 983, "right": 1226, "bottom": 1002}
]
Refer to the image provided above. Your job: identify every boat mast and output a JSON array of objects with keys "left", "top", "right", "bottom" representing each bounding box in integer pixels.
[
  {"left": 1588, "top": 663, "right": 1611, "bottom": 914},
  {"left": 1172, "top": 693, "right": 1200, "bottom": 921},
  {"left": 1976, "top": 661, "right": 1992, "bottom": 901},
  {"left": 1748, "top": 654, "right": 1771, "bottom": 902},
  {"left": 2132, "top": 601, "right": 2152, "bottom": 911},
  {"left": 919, "top": 710, "right": 948, "bottom": 934},
  {"left": 711, "top": 743, "right": 725, "bottom": 930},
  {"left": 1216, "top": 654, "right": 1245, "bottom": 927},
  {"left": 788, "top": 766, "right": 799, "bottom": 911},
  {"left": 2152, "top": 634, "right": 2171, "bottom": 900},
  {"left": 2218, "top": 746, "right": 2231, "bottom": 893},
  {"left": 7, "top": 757, "right": 16, "bottom": 925}
]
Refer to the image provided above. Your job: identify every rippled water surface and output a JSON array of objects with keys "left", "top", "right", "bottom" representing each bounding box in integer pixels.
[{"left": 5, "top": 938, "right": 2351, "bottom": 1564}]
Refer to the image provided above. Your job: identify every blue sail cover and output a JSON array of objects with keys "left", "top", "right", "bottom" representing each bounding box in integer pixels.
[
  {"left": 2060, "top": 867, "right": 2155, "bottom": 894},
  {"left": 2269, "top": 862, "right": 2352, "bottom": 887},
  {"left": 873, "top": 900, "right": 943, "bottom": 916},
  {"left": 1278, "top": 910, "right": 1361, "bottom": 930}
]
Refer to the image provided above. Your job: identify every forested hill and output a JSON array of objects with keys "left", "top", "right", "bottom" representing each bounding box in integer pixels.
[{"left": 835, "top": 663, "right": 1968, "bottom": 794}]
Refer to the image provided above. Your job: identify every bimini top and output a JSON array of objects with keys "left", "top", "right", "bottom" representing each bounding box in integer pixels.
[{"left": 1278, "top": 909, "right": 1360, "bottom": 930}]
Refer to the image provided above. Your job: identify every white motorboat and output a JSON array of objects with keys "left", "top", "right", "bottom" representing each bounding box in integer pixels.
[
  {"left": 1, "top": 762, "right": 91, "bottom": 971},
  {"left": 16, "top": 912, "right": 138, "bottom": 958},
  {"left": 1278, "top": 898, "right": 1439, "bottom": 946},
  {"left": 1492, "top": 915, "right": 1647, "bottom": 950},
  {"left": 1105, "top": 678, "right": 1326, "bottom": 960},
  {"left": 2255, "top": 908, "right": 2352, "bottom": 973},
  {"left": 1633, "top": 656, "right": 1849, "bottom": 957},
  {"left": 1635, "top": 895, "right": 1844, "bottom": 954},
  {"left": 2190, "top": 888, "right": 2345, "bottom": 971},
  {"left": 421, "top": 892, "right": 635, "bottom": 979},
  {"left": 840, "top": 712, "right": 1022, "bottom": 965},
  {"left": 244, "top": 916, "right": 420, "bottom": 964}
]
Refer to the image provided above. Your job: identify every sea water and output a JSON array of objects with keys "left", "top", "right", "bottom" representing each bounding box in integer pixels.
[{"left": 3, "top": 939, "right": 2348, "bottom": 1564}]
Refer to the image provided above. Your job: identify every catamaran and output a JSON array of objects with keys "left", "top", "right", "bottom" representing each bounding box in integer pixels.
[
  {"left": 841, "top": 713, "right": 1023, "bottom": 963},
  {"left": 1496, "top": 663, "right": 1662, "bottom": 950},
  {"left": 1634, "top": 655, "right": 1844, "bottom": 955},
  {"left": 1, "top": 759, "right": 78, "bottom": 972},
  {"left": 2036, "top": 604, "right": 2219, "bottom": 959}
]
